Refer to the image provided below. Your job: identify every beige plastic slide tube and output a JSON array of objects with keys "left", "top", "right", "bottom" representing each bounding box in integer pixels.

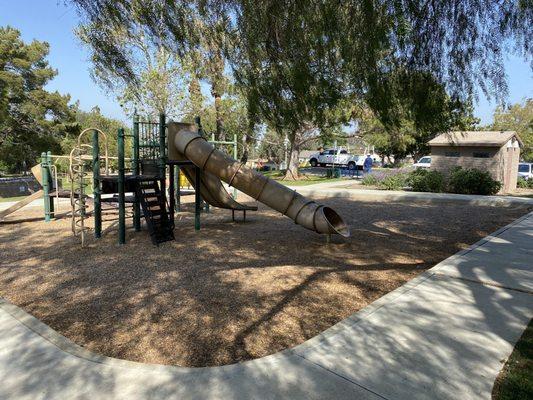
[{"left": 169, "top": 122, "right": 350, "bottom": 237}]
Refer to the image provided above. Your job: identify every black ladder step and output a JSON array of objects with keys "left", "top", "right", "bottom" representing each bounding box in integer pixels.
[
  {"left": 136, "top": 179, "right": 173, "bottom": 246},
  {"left": 150, "top": 209, "right": 166, "bottom": 216},
  {"left": 145, "top": 199, "right": 161, "bottom": 207}
]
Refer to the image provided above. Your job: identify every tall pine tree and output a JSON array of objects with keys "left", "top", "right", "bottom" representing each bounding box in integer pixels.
[{"left": 0, "top": 26, "right": 76, "bottom": 173}]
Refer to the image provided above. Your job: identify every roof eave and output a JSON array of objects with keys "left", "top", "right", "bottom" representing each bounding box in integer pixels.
[{"left": 429, "top": 142, "right": 504, "bottom": 147}]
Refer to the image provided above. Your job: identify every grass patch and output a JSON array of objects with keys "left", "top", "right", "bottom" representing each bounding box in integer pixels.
[
  {"left": 282, "top": 177, "right": 345, "bottom": 186},
  {"left": 492, "top": 318, "right": 533, "bottom": 400},
  {"left": 260, "top": 170, "right": 346, "bottom": 186},
  {"left": 260, "top": 170, "right": 285, "bottom": 179}
]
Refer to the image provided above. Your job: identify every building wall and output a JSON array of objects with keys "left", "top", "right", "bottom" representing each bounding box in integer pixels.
[
  {"left": 431, "top": 146, "right": 499, "bottom": 175},
  {"left": 430, "top": 144, "right": 519, "bottom": 193},
  {"left": 501, "top": 140, "right": 520, "bottom": 193}
]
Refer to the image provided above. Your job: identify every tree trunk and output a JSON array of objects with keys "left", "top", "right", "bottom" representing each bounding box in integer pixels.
[
  {"left": 392, "top": 156, "right": 403, "bottom": 168},
  {"left": 411, "top": 152, "right": 425, "bottom": 164},
  {"left": 241, "top": 132, "right": 250, "bottom": 163},
  {"left": 213, "top": 89, "right": 224, "bottom": 141},
  {"left": 284, "top": 140, "right": 300, "bottom": 180}
]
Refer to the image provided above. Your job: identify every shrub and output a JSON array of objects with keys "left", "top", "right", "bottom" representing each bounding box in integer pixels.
[
  {"left": 407, "top": 169, "right": 445, "bottom": 193},
  {"left": 517, "top": 177, "right": 529, "bottom": 189},
  {"left": 361, "top": 174, "right": 379, "bottom": 186},
  {"left": 447, "top": 167, "right": 502, "bottom": 195},
  {"left": 361, "top": 170, "right": 408, "bottom": 190},
  {"left": 378, "top": 173, "right": 408, "bottom": 190},
  {"left": 517, "top": 177, "right": 533, "bottom": 189}
]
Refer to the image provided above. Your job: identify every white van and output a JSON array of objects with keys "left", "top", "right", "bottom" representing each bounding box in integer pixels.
[
  {"left": 413, "top": 156, "right": 431, "bottom": 169},
  {"left": 518, "top": 163, "right": 533, "bottom": 180}
]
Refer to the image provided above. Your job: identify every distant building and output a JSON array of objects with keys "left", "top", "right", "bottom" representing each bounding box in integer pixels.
[{"left": 428, "top": 131, "right": 522, "bottom": 193}]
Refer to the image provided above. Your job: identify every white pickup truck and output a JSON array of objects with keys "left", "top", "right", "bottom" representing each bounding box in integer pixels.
[{"left": 309, "top": 149, "right": 363, "bottom": 170}]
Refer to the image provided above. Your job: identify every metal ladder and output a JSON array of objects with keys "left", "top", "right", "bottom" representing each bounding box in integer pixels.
[{"left": 136, "top": 179, "right": 174, "bottom": 245}]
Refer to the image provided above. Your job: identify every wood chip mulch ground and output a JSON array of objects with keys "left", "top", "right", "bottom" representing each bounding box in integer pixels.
[{"left": 0, "top": 196, "right": 530, "bottom": 367}]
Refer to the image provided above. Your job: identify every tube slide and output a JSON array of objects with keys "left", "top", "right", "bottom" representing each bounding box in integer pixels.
[{"left": 168, "top": 122, "right": 349, "bottom": 237}]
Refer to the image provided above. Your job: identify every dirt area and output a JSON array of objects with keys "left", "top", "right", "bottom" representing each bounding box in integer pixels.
[
  {"left": 0, "top": 196, "right": 530, "bottom": 367},
  {"left": 514, "top": 188, "right": 533, "bottom": 198}
]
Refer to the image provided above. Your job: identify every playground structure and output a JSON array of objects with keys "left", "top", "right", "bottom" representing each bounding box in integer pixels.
[
  {"left": 168, "top": 122, "right": 350, "bottom": 238},
  {"left": 0, "top": 152, "right": 88, "bottom": 223},
  {"left": 1, "top": 113, "right": 350, "bottom": 245}
]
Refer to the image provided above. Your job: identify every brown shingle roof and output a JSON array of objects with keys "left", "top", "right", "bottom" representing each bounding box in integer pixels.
[{"left": 428, "top": 131, "right": 522, "bottom": 147}]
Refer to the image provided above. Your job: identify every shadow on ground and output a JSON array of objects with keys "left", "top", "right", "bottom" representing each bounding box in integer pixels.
[{"left": 0, "top": 197, "right": 530, "bottom": 369}]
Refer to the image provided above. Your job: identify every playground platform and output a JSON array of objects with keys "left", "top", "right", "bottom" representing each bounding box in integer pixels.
[{"left": 0, "top": 211, "right": 532, "bottom": 399}]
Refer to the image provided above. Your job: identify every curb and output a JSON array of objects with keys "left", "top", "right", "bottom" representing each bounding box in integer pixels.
[{"left": 292, "top": 187, "right": 533, "bottom": 206}]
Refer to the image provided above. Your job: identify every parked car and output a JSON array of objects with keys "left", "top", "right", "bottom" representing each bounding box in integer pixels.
[
  {"left": 413, "top": 156, "right": 431, "bottom": 169},
  {"left": 309, "top": 149, "right": 363, "bottom": 170},
  {"left": 518, "top": 163, "right": 532, "bottom": 180}
]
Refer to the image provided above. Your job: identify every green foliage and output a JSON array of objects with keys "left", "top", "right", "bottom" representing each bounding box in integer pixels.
[
  {"left": 184, "top": 77, "right": 204, "bottom": 120},
  {"left": 257, "top": 129, "right": 286, "bottom": 164},
  {"left": 361, "top": 174, "right": 379, "bottom": 186},
  {"left": 407, "top": 169, "right": 446, "bottom": 193},
  {"left": 76, "top": 16, "right": 185, "bottom": 119},
  {"left": 364, "top": 167, "right": 502, "bottom": 195},
  {"left": 233, "top": 1, "right": 353, "bottom": 178},
  {"left": 0, "top": 26, "right": 77, "bottom": 173},
  {"left": 492, "top": 318, "right": 533, "bottom": 400},
  {"left": 517, "top": 177, "right": 533, "bottom": 189},
  {"left": 379, "top": 174, "right": 408, "bottom": 191},
  {"left": 182, "top": 13, "right": 232, "bottom": 140},
  {"left": 361, "top": 70, "right": 479, "bottom": 163},
  {"left": 448, "top": 167, "right": 502, "bottom": 195},
  {"left": 54, "top": 105, "right": 131, "bottom": 173},
  {"left": 361, "top": 171, "right": 408, "bottom": 190},
  {"left": 181, "top": 85, "right": 252, "bottom": 160},
  {"left": 490, "top": 100, "right": 533, "bottom": 162},
  {"left": 72, "top": 0, "right": 531, "bottom": 104},
  {"left": 72, "top": 0, "right": 530, "bottom": 179}
]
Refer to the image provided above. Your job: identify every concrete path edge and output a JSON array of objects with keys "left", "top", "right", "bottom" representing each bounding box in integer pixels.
[{"left": 292, "top": 185, "right": 533, "bottom": 206}]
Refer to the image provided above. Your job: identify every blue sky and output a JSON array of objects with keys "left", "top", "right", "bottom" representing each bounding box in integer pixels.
[{"left": 1, "top": 0, "right": 531, "bottom": 125}]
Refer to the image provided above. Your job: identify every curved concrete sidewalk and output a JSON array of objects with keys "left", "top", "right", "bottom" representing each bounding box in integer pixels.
[
  {"left": 292, "top": 183, "right": 533, "bottom": 206},
  {"left": 1, "top": 212, "right": 532, "bottom": 399}
]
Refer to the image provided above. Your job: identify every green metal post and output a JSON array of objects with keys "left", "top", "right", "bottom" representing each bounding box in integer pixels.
[
  {"left": 194, "top": 165, "right": 201, "bottom": 230},
  {"left": 159, "top": 113, "right": 166, "bottom": 202},
  {"left": 233, "top": 134, "right": 238, "bottom": 200},
  {"left": 47, "top": 151, "right": 55, "bottom": 217},
  {"left": 132, "top": 114, "right": 141, "bottom": 231},
  {"left": 168, "top": 162, "right": 175, "bottom": 229},
  {"left": 118, "top": 128, "right": 126, "bottom": 244},
  {"left": 92, "top": 130, "right": 101, "bottom": 238},
  {"left": 133, "top": 114, "right": 140, "bottom": 175},
  {"left": 174, "top": 165, "right": 180, "bottom": 212},
  {"left": 41, "top": 152, "right": 51, "bottom": 222}
]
